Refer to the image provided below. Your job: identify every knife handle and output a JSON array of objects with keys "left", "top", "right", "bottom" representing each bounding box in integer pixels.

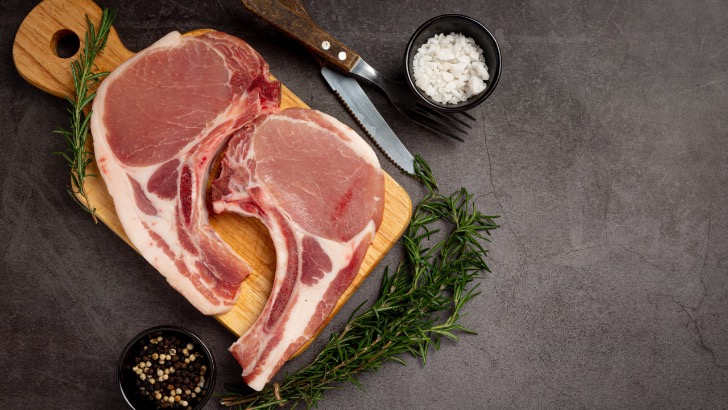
[
  {"left": 276, "top": 0, "right": 326, "bottom": 66},
  {"left": 241, "top": 0, "right": 360, "bottom": 72},
  {"left": 276, "top": 0, "right": 308, "bottom": 21}
]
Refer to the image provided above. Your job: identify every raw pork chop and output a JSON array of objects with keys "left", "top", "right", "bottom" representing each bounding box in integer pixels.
[
  {"left": 212, "top": 108, "right": 385, "bottom": 390},
  {"left": 91, "top": 31, "right": 280, "bottom": 315}
]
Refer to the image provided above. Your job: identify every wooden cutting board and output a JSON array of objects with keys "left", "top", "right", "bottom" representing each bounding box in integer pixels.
[{"left": 13, "top": 0, "right": 412, "bottom": 355}]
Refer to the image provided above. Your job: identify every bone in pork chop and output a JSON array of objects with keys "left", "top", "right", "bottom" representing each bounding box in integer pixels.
[
  {"left": 91, "top": 31, "right": 281, "bottom": 315},
  {"left": 212, "top": 108, "right": 385, "bottom": 391}
]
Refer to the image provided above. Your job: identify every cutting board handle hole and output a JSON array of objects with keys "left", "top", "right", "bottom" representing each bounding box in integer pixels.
[{"left": 52, "top": 29, "right": 80, "bottom": 59}]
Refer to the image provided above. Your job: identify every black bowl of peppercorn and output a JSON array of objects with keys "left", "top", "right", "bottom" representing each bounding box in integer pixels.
[{"left": 117, "top": 325, "right": 216, "bottom": 410}]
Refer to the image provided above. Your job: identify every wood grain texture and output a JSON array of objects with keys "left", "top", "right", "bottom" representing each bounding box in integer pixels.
[
  {"left": 240, "top": 0, "right": 360, "bottom": 72},
  {"left": 13, "top": 0, "right": 411, "bottom": 356}
]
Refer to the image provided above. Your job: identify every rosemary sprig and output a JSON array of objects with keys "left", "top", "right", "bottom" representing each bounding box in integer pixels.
[
  {"left": 221, "top": 156, "right": 499, "bottom": 409},
  {"left": 53, "top": 9, "right": 116, "bottom": 223}
]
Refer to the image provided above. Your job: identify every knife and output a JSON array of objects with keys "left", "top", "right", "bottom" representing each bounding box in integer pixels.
[
  {"left": 278, "top": 0, "right": 415, "bottom": 174},
  {"left": 320, "top": 66, "right": 415, "bottom": 174},
  {"left": 242, "top": 0, "right": 416, "bottom": 174}
]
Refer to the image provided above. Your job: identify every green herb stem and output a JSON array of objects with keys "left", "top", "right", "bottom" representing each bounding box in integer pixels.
[
  {"left": 221, "top": 156, "right": 499, "bottom": 409},
  {"left": 53, "top": 9, "right": 116, "bottom": 222}
]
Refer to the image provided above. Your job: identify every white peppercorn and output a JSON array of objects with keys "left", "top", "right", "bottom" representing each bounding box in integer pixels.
[{"left": 128, "top": 332, "right": 209, "bottom": 408}]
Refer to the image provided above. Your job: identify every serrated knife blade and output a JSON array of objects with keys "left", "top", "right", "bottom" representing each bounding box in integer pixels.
[{"left": 320, "top": 66, "right": 415, "bottom": 175}]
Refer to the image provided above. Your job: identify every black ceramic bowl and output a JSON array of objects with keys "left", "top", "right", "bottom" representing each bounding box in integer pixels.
[
  {"left": 117, "top": 325, "right": 216, "bottom": 410},
  {"left": 404, "top": 14, "right": 501, "bottom": 112}
]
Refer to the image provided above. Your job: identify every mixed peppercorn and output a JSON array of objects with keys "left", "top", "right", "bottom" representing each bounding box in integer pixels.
[{"left": 128, "top": 333, "right": 209, "bottom": 409}]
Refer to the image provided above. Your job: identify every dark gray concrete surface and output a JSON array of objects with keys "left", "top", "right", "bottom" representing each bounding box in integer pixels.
[{"left": 1, "top": 0, "right": 727, "bottom": 408}]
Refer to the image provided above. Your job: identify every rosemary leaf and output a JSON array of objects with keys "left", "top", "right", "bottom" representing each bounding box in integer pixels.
[
  {"left": 221, "top": 156, "right": 499, "bottom": 409},
  {"left": 54, "top": 8, "right": 116, "bottom": 222}
]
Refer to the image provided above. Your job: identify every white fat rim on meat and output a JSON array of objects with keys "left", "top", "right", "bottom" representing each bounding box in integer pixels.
[
  {"left": 215, "top": 109, "right": 382, "bottom": 391},
  {"left": 90, "top": 32, "right": 185, "bottom": 292},
  {"left": 91, "top": 31, "right": 249, "bottom": 315},
  {"left": 245, "top": 220, "right": 377, "bottom": 391},
  {"left": 215, "top": 196, "right": 377, "bottom": 391}
]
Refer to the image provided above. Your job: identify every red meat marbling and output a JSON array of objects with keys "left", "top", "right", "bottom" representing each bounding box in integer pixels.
[
  {"left": 91, "top": 31, "right": 280, "bottom": 315},
  {"left": 212, "top": 108, "right": 384, "bottom": 390}
]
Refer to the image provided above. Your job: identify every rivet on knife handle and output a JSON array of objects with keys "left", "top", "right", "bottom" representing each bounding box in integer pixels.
[{"left": 240, "top": 0, "right": 360, "bottom": 72}]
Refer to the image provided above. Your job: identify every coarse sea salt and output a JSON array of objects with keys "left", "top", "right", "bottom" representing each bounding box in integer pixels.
[{"left": 412, "top": 32, "right": 489, "bottom": 105}]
